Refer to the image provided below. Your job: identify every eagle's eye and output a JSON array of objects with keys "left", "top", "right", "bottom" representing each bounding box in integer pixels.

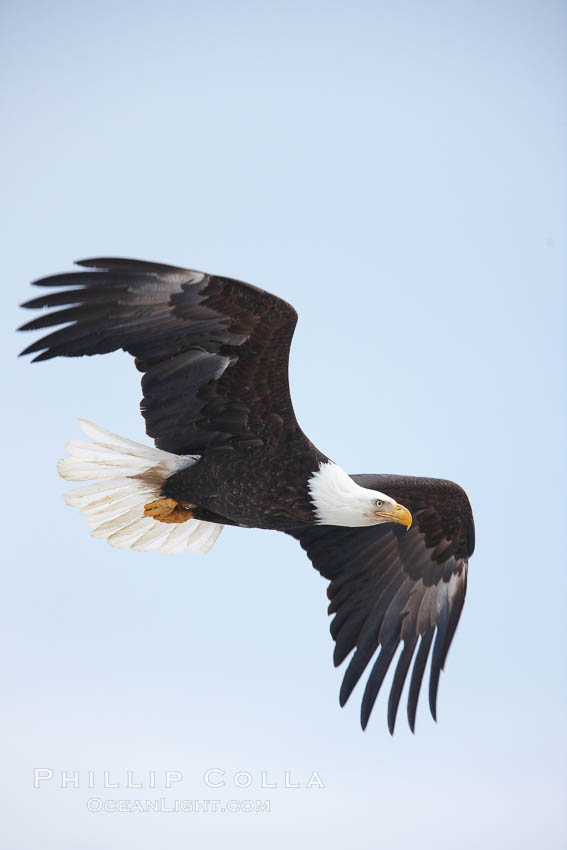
[{"left": 374, "top": 499, "right": 383, "bottom": 508}]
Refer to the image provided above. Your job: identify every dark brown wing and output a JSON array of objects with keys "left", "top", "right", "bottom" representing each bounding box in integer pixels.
[
  {"left": 289, "top": 475, "right": 474, "bottom": 733},
  {"left": 19, "top": 257, "right": 301, "bottom": 455}
]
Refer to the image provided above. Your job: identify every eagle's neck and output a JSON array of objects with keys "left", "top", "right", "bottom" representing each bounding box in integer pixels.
[{"left": 307, "top": 461, "right": 378, "bottom": 527}]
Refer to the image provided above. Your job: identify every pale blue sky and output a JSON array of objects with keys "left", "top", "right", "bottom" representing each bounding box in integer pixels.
[{"left": 2, "top": 1, "right": 566, "bottom": 847}]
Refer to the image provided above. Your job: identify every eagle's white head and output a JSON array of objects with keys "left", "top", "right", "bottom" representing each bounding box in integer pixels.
[{"left": 308, "top": 461, "right": 412, "bottom": 529}]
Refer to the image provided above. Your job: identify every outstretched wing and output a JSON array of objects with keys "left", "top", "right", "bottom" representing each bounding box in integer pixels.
[
  {"left": 289, "top": 475, "right": 474, "bottom": 733},
  {"left": 19, "top": 258, "right": 300, "bottom": 455}
]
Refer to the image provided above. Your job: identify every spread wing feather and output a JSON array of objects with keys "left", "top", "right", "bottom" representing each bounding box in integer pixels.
[
  {"left": 20, "top": 257, "right": 300, "bottom": 455},
  {"left": 289, "top": 474, "right": 474, "bottom": 732}
]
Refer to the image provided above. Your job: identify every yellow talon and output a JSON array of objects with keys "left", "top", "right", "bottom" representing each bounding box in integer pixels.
[{"left": 143, "top": 498, "right": 195, "bottom": 524}]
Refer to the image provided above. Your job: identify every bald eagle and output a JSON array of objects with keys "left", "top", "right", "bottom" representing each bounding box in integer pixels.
[{"left": 19, "top": 258, "right": 475, "bottom": 733}]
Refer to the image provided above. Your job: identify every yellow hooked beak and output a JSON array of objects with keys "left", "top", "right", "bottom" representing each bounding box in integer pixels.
[{"left": 376, "top": 503, "right": 412, "bottom": 531}]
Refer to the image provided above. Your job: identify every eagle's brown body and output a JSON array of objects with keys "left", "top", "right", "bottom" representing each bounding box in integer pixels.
[{"left": 164, "top": 433, "right": 325, "bottom": 529}]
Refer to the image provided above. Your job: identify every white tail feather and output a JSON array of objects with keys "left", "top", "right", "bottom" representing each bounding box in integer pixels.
[{"left": 59, "top": 420, "right": 223, "bottom": 555}]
